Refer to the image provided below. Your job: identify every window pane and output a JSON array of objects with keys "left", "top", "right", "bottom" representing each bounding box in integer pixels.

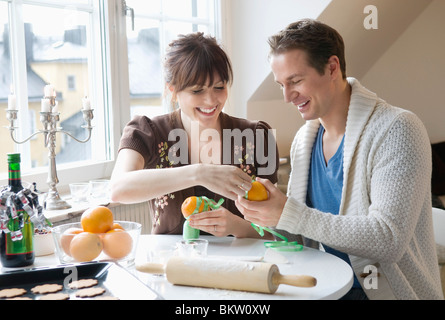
[
  {"left": 127, "top": 18, "right": 163, "bottom": 119},
  {"left": 164, "top": 0, "right": 209, "bottom": 19},
  {"left": 164, "top": 21, "right": 208, "bottom": 44},
  {"left": 0, "top": 1, "right": 16, "bottom": 172},
  {"left": 126, "top": 0, "right": 161, "bottom": 16},
  {"left": 126, "top": 0, "right": 215, "bottom": 119},
  {"left": 21, "top": 4, "right": 92, "bottom": 168},
  {"left": 195, "top": 0, "right": 211, "bottom": 19}
]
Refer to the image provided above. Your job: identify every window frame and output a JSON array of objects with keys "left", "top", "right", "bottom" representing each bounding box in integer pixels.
[
  {"left": 0, "top": 0, "right": 222, "bottom": 194},
  {"left": 0, "top": 0, "right": 117, "bottom": 192}
]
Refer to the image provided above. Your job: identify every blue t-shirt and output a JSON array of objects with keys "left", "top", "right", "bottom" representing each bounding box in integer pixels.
[{"left": 306, "top": 125, "right": 360, "bottom": 288}]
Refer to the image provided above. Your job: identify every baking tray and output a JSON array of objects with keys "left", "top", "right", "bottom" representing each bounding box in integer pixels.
[{"left": 0, "top": 262, "right": 162, "bottom": 300}]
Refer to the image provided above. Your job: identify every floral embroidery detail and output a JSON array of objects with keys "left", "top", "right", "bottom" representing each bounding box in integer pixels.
[
  {"left": 153, "top": 193, "right": 176, "bottom": 227},
  {"left": 156, "top": 141, "right": 175, "bottom": 168},
  {"left": 236, "top": 142, "right": 256, "bottom": 180},
  {"left": 153, "top": 141, "right": 176, "bottom": 227},
  {"left": 152, "top": 138, "right": 259, "bottom": 227},
  {"left": 153, "top": 209, "right": 160, "bottom": 227}
]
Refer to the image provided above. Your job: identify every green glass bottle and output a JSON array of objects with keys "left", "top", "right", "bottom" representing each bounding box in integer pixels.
[{"left": 0, "top": 153, "right": 35, "bottom": 268}]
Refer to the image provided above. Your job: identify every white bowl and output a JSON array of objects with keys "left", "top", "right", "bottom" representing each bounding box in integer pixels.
[{"left": 34, "top": 231, "right": 55, "bottom": 256}]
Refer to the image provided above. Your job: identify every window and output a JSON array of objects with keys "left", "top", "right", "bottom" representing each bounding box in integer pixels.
[
  {"left": 124, "top": 0, "right": 218, "bottom": 119},
  {"left": 0, "top": 0, "right": 219, "bottom": 197},
  {"left": 67, "top": 75, "right": 76, "bottom": 91},
  {"left": 0, "top": 0, "right": 111, "bottom": 191}
]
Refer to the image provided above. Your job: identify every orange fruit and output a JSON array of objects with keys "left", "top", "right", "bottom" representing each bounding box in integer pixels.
[
  {"left": 246, "top": 181, "right": 268, "bottom": 201},
  {"left": 81, "top": 206, "right": 114, "bottom": 233},
  {"left": 60, "top": 227, "right": 83, "bottom": 256},
  {"left": 102, "top": 229, "right": 133, "bottom": 259},
  {"left": 69, "top": 232, "right": 103, "bottom": 262},
  {"left": 181, "top": 196, "right": 205, "bottom": 218},
  {"left": 112, "top": 222, "right": 124, "bottom": 230}
]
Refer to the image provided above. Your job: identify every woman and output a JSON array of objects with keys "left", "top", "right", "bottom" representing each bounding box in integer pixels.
[{"left": 110, "top": 33, "right": 278, "bottom": 238}]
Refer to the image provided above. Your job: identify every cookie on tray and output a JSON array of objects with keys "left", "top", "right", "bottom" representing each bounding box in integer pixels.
[
  {"left": 75, "top": 287, "right": 106, "bottom": 298},
  {"left": 31, "top": 284, "right": 63, "bottom": 294},
  {"left": 68, "top": 279, "right": 98, "bottom": 289},
  {"left": 39, "top": 293, "right": 70, "bottom": 300},
  {"left": 0, "top": 288, "right": 27, "bottom": 298}
]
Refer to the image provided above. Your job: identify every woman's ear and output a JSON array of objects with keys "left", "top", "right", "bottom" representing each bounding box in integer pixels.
[
  {"left": 164, "top": 83, "right": 178, "bottom": 110},
  {"left": 166, "top": 84, "right": 177, "bottom": 102}
]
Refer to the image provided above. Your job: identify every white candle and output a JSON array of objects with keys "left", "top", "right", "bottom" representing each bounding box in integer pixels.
[
  {"left": 44, "top": 84, "right": 55, "bottom": 98},
  {"left": 52, "top": 101, "right": 59, "bottom": 113},
  {"left": 82, "top": 97, "right": 91, "bottom": 110},
  {"left": 8, "top": 94, "right": 17, "bottom": 110},
  {"left": 41, "top": 98, "right": 51, "bottom": 112}
]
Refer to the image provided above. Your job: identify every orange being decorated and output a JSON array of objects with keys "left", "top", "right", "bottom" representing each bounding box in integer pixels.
[{"left": 181, "top": 196, "right": 206, "bottom": 218}]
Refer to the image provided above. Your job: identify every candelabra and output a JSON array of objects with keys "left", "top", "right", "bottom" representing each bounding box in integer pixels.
[{"left": 6, "top": 87, "right": 94, "bottom": 210}]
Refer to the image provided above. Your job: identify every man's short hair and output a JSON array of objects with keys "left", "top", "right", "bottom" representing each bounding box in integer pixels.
[{"left": 268, "top": 19, "right": 346, "bottom": 79}]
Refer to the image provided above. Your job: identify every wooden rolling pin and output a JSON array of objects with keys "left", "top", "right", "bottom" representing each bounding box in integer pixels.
[{"left": 136, "top": 256, "right": 316, "bottom": 294}]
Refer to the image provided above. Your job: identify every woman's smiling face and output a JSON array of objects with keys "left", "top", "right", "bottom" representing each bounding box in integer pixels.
[{"left": 176, "top": 72, "right": 228, "bottom": 130}]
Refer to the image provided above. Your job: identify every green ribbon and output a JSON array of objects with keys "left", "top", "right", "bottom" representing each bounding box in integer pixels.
[
  {"left": 244, "top": 187, "right": 302, "bottom": 251},
  {"left": 183, "top": 197, "right": 224, "bottom": 240},
  {"left": 187, "top": 196, "right": 225, "bottom": 218},
  {"left": 251, "top": 223, "right": 303, "bottom": 252}
]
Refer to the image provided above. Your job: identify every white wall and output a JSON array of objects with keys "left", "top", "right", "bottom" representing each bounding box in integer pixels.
[
  {"left": 247, "top": 99, "right": 304, "bottom": 158},
  {"left": 224, "top": 0, "right": 445, "bottom": 159},
  {"left": 223, "top": 0, "right": 331, "bottom": 118},
  {"left": 361, "top": 0, "right": 445, "bottom": 143}
]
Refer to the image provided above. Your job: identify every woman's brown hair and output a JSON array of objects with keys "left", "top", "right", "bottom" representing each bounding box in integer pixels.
[{"left": 164, "top": 32, "right": 233, "bottom": 94}]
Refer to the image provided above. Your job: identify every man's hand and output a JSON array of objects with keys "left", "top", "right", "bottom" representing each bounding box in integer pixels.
[{"left": 235, "top": 177, "right": 287, "bottom": 227}]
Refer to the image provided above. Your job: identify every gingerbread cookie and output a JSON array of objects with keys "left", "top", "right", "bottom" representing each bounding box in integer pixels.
[
  {"left": 75, "top": 287, "right": 106, "bottom": 298},
  {"left": 68, "top": 279, "right": 98, "bottom": 289},
  {"left": 0, "top": 288, "right": 27, "bottom": 298},
  {"left": 39, "top": 293, "right": 70, "bottom": 300},
  {"left": 7, "top": 296, "right": 32, "bottom": 300},
  {"left": 31, "top": 284, "right": 63, "bottom": 294}
]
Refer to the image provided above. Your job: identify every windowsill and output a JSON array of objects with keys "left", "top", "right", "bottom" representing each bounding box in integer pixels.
[
  {"left": 43, "top": 197, "right": 120, "bottom": 224},
  {"left": 0, "top": 161, "right": 115, "bottom": 195}
]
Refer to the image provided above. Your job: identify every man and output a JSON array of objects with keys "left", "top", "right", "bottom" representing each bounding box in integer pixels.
[{"left": 236, "top": 19, "right": 443, "bottom": 300}]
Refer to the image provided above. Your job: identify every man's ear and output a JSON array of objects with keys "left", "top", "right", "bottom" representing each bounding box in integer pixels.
[{"left": 327, "top": 55, "right": 341, "bottom": 79}]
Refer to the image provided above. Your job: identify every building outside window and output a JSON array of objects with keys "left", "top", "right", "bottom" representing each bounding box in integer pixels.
[{"left": 67, "top": 75, "right": 76, "bottom": 91}]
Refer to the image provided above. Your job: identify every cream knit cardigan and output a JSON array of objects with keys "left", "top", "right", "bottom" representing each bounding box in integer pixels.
[{"left": 278, "top": 78, "right": 443, "bottom": 300}]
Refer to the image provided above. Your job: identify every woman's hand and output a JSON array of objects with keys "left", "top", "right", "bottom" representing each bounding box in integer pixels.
[
  {"left": 188, "top": 206, "right": 246, "bottom": 237},
  {"left": 196, "top": 164, "right": 253, "bottom": 201},
  {"left": 235, "top": 177, "right": 287, "bottom": 227},
  {"left": 188, "top": 206, "right": 271, "bottom": 239}
]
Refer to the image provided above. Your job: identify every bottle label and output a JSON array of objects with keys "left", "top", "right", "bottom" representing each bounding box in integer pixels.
[
  {"left": 5, "top": 211, "right": 34, "bottom": 255},
  {"left": 8, "top": 162, "right": 21, "bottom": 180}
]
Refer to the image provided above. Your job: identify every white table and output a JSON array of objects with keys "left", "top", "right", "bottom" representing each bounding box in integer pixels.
[
  {"left": 135, "top": 235, "right": 353, "bottom": 300},
  {"left": 1, "top": 235, "right": 353, "bottom": 300}
]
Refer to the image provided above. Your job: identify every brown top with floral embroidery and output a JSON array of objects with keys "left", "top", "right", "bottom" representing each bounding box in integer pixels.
[{"left": 118, "top": 109, "right": 279, "bottom": 235}]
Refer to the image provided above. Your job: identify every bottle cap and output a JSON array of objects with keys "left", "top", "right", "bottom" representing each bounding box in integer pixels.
[{"left": 7, "top": 153, "right": 21, "bottom": 163}]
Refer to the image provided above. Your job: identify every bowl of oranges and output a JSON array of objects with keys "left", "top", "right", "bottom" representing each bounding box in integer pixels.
[{"left": 52, "top": 206, "right": 141, "bottom": 268}]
